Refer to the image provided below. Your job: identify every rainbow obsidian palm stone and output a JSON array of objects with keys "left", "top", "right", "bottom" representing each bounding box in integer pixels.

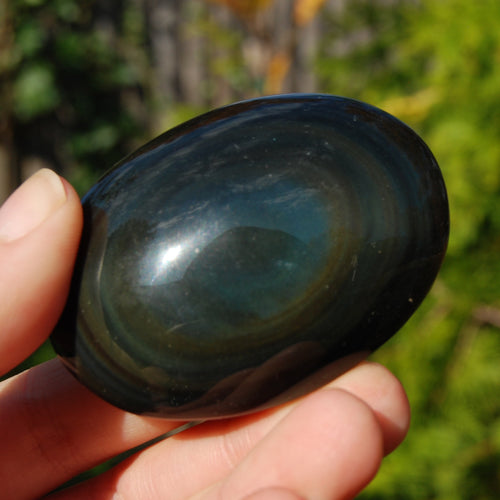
[{"left": 52, "top": 94, "right": 449, "bottom": 419}]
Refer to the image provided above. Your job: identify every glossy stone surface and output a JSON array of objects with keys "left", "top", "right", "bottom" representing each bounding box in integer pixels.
[{"left": 52, "top": 94, "right": 449, "bottom": 419}]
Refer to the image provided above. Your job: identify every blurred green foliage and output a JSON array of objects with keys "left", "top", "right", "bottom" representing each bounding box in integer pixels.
[
  {"left": 2, "top": 0, "right": 500, "bottom": 498},
  {"left": 4, "top": 0, "right": 149, "bottom": 194}
]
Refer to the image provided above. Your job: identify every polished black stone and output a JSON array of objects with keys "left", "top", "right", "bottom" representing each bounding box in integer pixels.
[{"left": 52, "top": 94, "right": 449, "bottom": 419}]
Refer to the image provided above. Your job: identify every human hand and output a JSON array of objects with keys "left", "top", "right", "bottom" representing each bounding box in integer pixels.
[{"left": 0, "top": 169, "right": 410, "bottom": 500}]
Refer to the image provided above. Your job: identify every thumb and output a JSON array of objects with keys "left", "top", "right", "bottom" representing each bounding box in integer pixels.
[{"left": 0, "top": 169, "right": 83, "bottom": 375}]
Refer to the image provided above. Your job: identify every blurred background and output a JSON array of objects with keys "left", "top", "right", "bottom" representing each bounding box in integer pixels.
[{"left": 1, "top": 0, "right": 500, "bottom": 497}]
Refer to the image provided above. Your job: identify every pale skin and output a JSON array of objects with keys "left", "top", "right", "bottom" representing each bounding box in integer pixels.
[{"left": 0, "top": 169, "right": 411, "bottom": 500}]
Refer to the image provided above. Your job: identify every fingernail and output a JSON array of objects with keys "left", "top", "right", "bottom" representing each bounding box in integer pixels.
[
  {"left": 241, "top": 489, "right": 306, "bottom": 500},
  {"left": 0, "top": 169, "right": 67, "bottom": 242}
]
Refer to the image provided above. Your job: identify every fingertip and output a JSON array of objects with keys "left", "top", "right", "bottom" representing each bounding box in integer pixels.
[
  {"left": 330, "top": 361, "right": 411, "bottom": 455},
  {"left": 370, "top": 363, "right": 411, "bottom": 455},
  {"left": 301, "top": 388, "right": 386, "bottom": 486},
  {"left": 0, "top": 169, "right": 68, "bottom": 242},
  {"left": 216, "top": 388, "right": 384, "bottom": 500}
]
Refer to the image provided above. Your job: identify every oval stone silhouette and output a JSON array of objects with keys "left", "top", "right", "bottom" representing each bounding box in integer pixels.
[{"left": 52, "top": 94, "right": 449, "bottom": 419}]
